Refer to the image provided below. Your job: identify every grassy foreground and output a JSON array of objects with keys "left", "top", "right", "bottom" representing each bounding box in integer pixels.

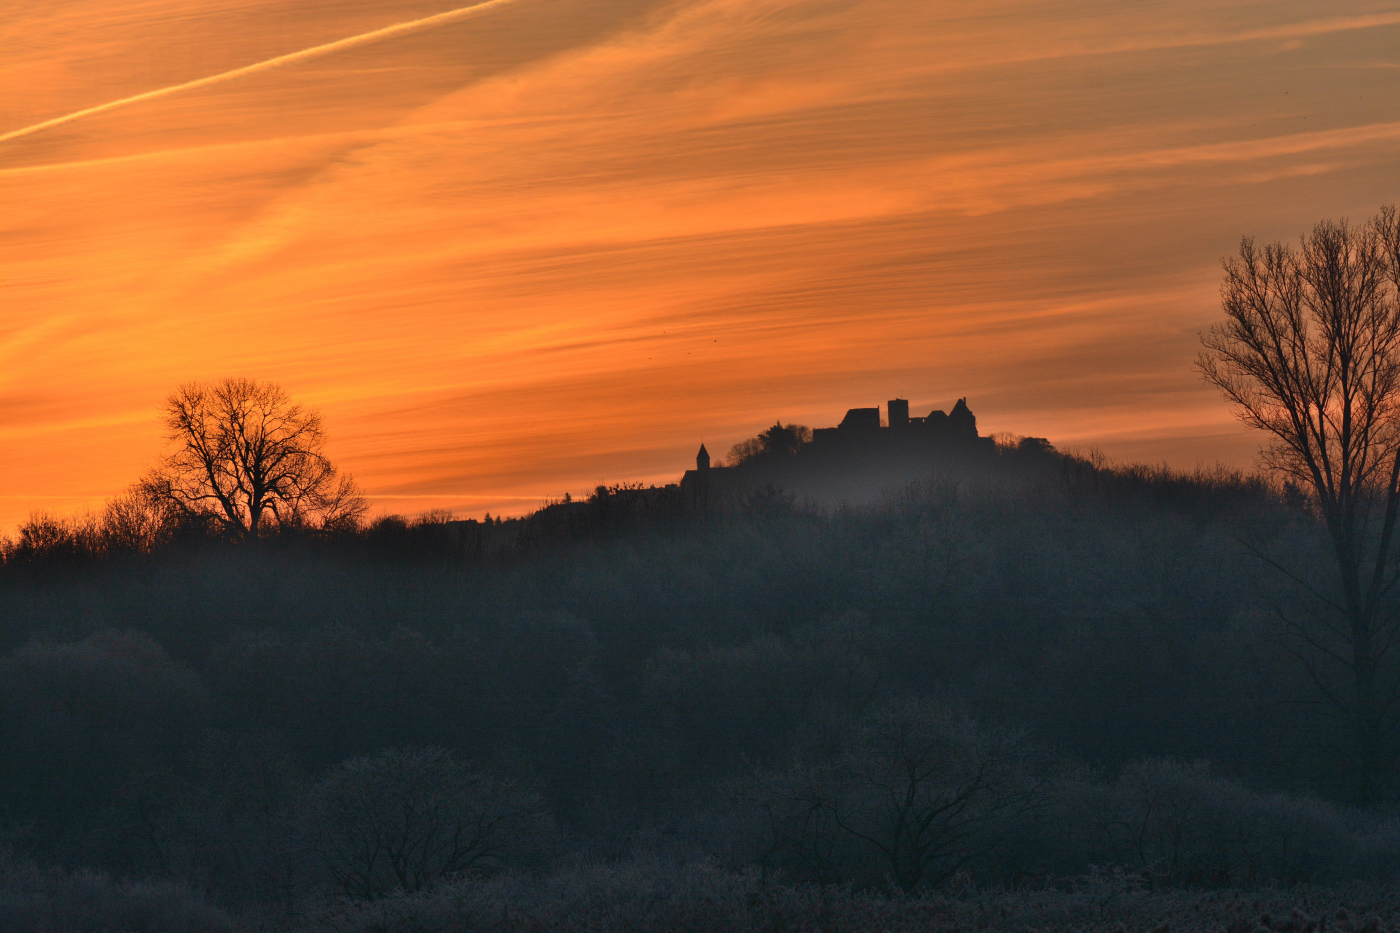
[{"left": 5, "top": 856, "right": 1400, "bottom": 933}]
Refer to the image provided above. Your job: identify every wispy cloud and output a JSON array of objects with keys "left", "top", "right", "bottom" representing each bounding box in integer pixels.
[{"left": 0, "top": 0, "right": 526, "bottom": 144}]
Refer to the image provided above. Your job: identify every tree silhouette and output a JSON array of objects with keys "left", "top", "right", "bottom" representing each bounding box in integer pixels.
[
  {"left": 1200, "top": 205, "right": 1400, "bottom": 801},
  {"left": 763, "top": 704, "right": 1036, "bottom": 891},
  {"left": 727, "top": 422, "right": 812, "bottom": 466},
  {"left": 141, "top": 378, "right": 366, "bottom": 541},
  {"left": 307, "top": 747, "right": 553, "bottom": 898}
]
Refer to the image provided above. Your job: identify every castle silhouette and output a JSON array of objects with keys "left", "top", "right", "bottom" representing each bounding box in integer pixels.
[
  {"left": 444, "top": 397, "right": 1004, "bottom": 540},
  {"left": 682, "top": 398, "right": 993, "bottom": 511}
]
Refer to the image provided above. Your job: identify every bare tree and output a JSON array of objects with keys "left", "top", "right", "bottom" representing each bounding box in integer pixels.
[
  {"left": 100, "top": 488, "right": 176, "bottom": 554},
  {"left": 1199, "top": 205, "right": 1400, "bottom": 800},
  {"left": 141, "top": 378, "right": 366, "bottom": 541},
  {"left": 307, "top": 747, "right": 553, "bottom": 899},
  {"left": 762, "top": 703, "right": 1038, "bottom": 891}
]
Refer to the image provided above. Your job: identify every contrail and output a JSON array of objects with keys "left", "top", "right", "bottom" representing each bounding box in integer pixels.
[{"left": 0, "top": 0, "right": 523, "bottom": 145}]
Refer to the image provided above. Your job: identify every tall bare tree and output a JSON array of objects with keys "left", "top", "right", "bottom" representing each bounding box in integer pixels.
[
  {"left": 1200, "top": 206, "right": 1400, "bottom": 800},
  {"left": 142, "top": 378, "right": 367, "bottom": 541}
]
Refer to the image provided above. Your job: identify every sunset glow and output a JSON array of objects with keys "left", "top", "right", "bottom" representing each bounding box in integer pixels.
[{"left": 4, "top": 0, "right": 1399, "bottom": 529}]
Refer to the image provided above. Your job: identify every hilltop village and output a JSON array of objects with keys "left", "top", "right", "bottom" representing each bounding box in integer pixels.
[
  {"left": 681, "top": 397, "right": 994, "bottom": 511},
  {"left": 680, "top": 392, "right": 996, "bottom": 509},
  {"left": 439, "top": 398, "right": 1010, "bottom": 554}
]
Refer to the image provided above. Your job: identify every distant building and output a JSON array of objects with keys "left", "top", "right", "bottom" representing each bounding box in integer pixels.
[
  {"left": 837, "top": 407, "right": 880, "bottom": 431},
  {"left": 808, "top": 397, "right": 983, "bottom": 447},
  {"left": 683, "top": 440, "right": 739, "bottom": 512},
  {"left": 681, "top": 398, "right": 992, "bottom": 511}
]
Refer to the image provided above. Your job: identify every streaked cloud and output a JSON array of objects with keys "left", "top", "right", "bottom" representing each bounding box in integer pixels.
[{"left": 0, "top": 0, "right": 526, "bottom": 144}]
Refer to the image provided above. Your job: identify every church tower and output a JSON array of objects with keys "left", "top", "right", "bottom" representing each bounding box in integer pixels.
[{"left": 696, "top": 443, "right": 710, "bottom": 471}]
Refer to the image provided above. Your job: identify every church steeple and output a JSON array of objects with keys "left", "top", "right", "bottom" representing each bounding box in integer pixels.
[{"left": 696, "top": 443, "right": 710, "bottom": 471}]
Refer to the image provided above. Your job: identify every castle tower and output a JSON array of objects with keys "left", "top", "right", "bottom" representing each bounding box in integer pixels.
[
  {"left": 696, "top": 443, "right": 710, "bottom": 470},
  {"left": 887, "top": 398, "right": 909, "bottom": 427},
  {"left": 948, "top": 398, "right": 977, "bottom": 436}
]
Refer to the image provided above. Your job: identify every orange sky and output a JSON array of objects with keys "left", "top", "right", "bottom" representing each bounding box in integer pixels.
[{"left": 3, "top": 0, "right": 1399, "bottom": 530}]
